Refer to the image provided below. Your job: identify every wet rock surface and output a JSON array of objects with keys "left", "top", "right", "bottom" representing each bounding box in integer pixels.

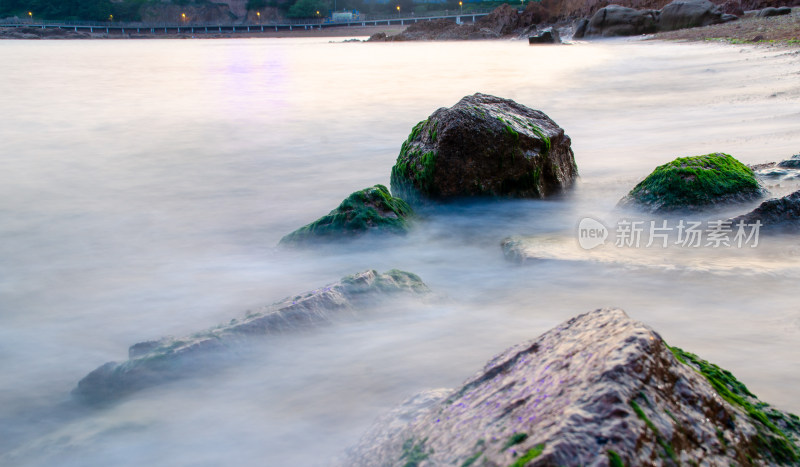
[
  {"left": 343, "top": 308, "right": 800, "bottom": 466},
  {"left": 528, "top": 27, "right": 561, "bottom": 43},
  {"left": 585, "top": 5, "right": 660, "bottom": 37},
  {"left": 658, "top": 0, "right": 730, "bottom": 31},
  {"left": 730, "top": 189, "right": 800, "bottom": 232},
  {"left": 619, "top": 152, "right": 763, "bottom": 213},
  {"left": 73, "top": 269, "right": 429, "bottom": 404},
  {"left": 389, "top": 93, "right": 577, "bottom": 203},
  {"left": 584, "top": 0, "right": 732, "bottom": 37},
  {"left": 279, "top": 184, "right": 413, "bottom": 246}
]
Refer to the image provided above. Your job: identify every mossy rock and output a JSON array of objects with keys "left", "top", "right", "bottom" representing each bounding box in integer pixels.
[
  {"left": 668, "top": 345, "right": 800, "bottom": 465},
  {"left": 620, "top": 152, "right": 763, "bottom": 212},
  {"left": 279, "top": 185, "right": 413, "bottom": 246},
  {"left": 390, "top": 93, "right": 578, "bottom": 204}
]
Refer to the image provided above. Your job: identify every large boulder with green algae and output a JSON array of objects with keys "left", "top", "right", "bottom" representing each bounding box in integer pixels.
[
  {"left": 279, "top": 185, "right": 413, "bottom": 246},
  {"left": 342, "top": 308, "right": 800, "bottom": 466},
  {"left": 73, "top": 269, "right": 429, "bottom": 404},
  {"left": 620, "top": 152, "right": 762, "bottom": 213},
  {"left": 390, "top": 93, "right": 577, "bottom": 203}
]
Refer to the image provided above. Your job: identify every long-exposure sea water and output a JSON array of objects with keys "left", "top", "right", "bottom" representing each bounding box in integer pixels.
[{"left": 1, "top": 37, "right": 799, "bottom": 465}]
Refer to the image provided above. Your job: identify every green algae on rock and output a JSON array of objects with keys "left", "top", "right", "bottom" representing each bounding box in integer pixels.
[
  {"left": 390, "top": 93, "right": 577, "bottom": 204},
  {"left": 279, "top": 184, "right": 413, "bottom": 246},
  {"left": 342, "top": 308, "right": 800, "bottom": 466},
  {"left": 620, "top": 152, "right": 762, "bottom": 212}
]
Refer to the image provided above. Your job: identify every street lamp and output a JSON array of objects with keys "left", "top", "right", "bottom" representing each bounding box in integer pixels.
[
  {"left": 28, "top": 11, "right": 32, "bottom": 22},
  {"left": 181, "top": 12, "right": 186, "bottom": 24},
  {"left": 396, "top": 5, "right": 400, "bottom": 16},
  {"left": 108, "top": 14, "right": 113, "bottom": 22},
  {"left": 459, "top": 1, "right": 463, "bottom": 13},
  {"left": 256, "top": 11, "right": 260, "bottom": 24}
]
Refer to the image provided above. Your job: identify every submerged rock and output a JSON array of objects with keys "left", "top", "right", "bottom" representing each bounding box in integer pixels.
[
  {"left": 528, "top": 28, "right": 561, "bottom": 44},
  {"left": 73, "top": 269, "right": 429, "bottom": 404},
  {"left": 730, "top": 189, "right": 800, "bottom": 232},
  {"left": 619, "top": 152, "right": 762, "bottom": 213},
  {"left": 658, "top": 0, "right": 729, "bottom": 31},
  {"left": 584, "top": 5, "right": 660, "bottom": 37},
  {"left": 279, "top": 185, "right": 413, "bottom": 246},
  {"left": 390, "top": 93, "right": 577, "bottom": 203},
  {"left": 343, "top": 308, "right": 800, "bottom": 466}
]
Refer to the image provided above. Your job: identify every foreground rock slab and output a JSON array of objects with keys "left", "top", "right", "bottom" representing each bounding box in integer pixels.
[
  {"left": 343, "top": 308, "right": 800, "bottom": 466},
  {"left": 74, "top": 269, "right": 429, "bottom": 404},
  {"left": 279, "top": 184, "right": 413, "bottom": 246},
  {"left": 390, "top": 93, "right": 577, "bottom": 203},
  {"left": 619, "top": 152, "right": 762, "bottom": 213}
]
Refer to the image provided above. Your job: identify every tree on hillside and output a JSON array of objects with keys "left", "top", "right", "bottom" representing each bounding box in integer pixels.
[{"left": 286, "top": 0, "right": 327, "bottom": 17}]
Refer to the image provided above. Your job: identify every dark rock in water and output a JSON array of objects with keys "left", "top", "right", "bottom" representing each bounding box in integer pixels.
[
  {"left": 279, "top": 185, "right": 413, "bottom": 246},
  {"left": 342, "top": 308, "right": 800, "bottom": 466},
  {"left": 619, "top": 152, "right": 763, "bottom": 213},
  {"left": 73, "top": 269, "right": 429, "bottom": 404},
  {"left": 367, "top": 32, "right": 387, "bottom": 42},
  {"left": 528, "top": 28, "right": 561, "bottom": 44},
  {"left": 584, "top": 5, "right": 659, "bottom": 37},
  {"left": 730, "top": 189, "right": 800, "bottom": 232},
  {"left": 573, "top": 18, "right": 589, "bottom": 38},
  {"left": 777, "top": 154, "right": 800, "bottom": 169},
  {"left": 757, "top": 6, "right": 792, "bottom": 17},
  {"left": 390, "top": 93, "right": 577, "bottom": 203},
  {"left": 658, "top": 0, "right": 727, "bottom": 31}
]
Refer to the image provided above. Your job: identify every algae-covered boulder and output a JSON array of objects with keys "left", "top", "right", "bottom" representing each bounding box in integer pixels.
[
  {"left": 74, "top": 269, "right": 430, "bottom": 404},
  {"left": 390, "top": 93, "right": 577, "bottom": 203},
  {"left": 342, "top": 308, "right": 800, "bottom": 466},
  {"left": 279, "top": 185, "right": 413, "bottom": 246},
  {"left": 620, "top": 152, "right": 762, "bottom": 212}
]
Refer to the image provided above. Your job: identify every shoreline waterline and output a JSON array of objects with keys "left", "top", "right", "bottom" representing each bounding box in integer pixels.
[{"left": 0, "top": 38, "right": 798, "bottom": 465}]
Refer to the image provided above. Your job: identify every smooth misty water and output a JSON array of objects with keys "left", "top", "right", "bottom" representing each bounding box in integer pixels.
[{"left": 1, "top": 37, "right": 799, "bottom": 466}]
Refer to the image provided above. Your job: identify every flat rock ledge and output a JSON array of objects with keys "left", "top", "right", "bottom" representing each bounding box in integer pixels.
[
  {"left": 343, "top": 308, "right": 800, "bottom": 466},
  {"left": 74, "top": 269, "right": 429, "bottom": 405}
]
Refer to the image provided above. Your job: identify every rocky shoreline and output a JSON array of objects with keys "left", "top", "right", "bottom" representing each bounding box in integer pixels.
[
  {"left": 3, "top": 1, "right": 798, "bottom": 45},
  {"left": 653, "top": 6, "right": 800, "bottom": 45}
]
